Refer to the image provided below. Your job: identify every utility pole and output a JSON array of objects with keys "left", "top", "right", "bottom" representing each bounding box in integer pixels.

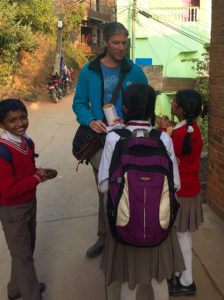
[
  {"left": 131, "top": 0, "right": 137, "bottom": 62},
  {"left": 54, "top": 17, "right": 64, "bottom": 74},
  {"left": 113, "top": 0, "right": 117, "bottom": 21},
  {"left": 54, "top": 0, "right": 64, "bottom": 74}
]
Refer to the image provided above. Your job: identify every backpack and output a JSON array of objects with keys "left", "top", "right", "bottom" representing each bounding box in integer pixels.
[{"left": 107, "top": 128, "right": 179, "bottom": 247}]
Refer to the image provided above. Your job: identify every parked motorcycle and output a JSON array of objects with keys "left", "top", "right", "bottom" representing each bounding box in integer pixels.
[
  {"left": 61, "top": 72, "right": 71, "bottom": 96},
  {"left": 47, "top": 73, "right": 63, "bottom": 103}
]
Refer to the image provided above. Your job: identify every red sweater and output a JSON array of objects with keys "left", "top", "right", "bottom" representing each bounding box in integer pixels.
[
  {"left": 0, "top": 138, "right": 42, "bottom": 206},
  {"left": 170, "top": 121, "right": 203, "bottom": 197},
  {"left": 159, "top": 121, "right": 203, "bottom": 197}
]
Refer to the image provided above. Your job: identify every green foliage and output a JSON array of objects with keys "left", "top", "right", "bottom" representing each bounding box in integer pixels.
[
  {"left": 0, "top": 0, "right": 57, "bottom": 88},
  {"left": 181, "top": 53, "right": 209, "bottom": 107},
  {"left": 0, "top": 0, "right": 38, "bottom": 86},
  {"left": 198, "top": 115, "right": 208, "bottom": 153},
  {"left": 63, "top": 3, "right": 84, "bottom": 43},
  {"left": 10, "top": 0, "right": 57, "bottom": 33},
  {"left": 63, "top": 40, "right": 88, "bottom": 71},
  {"left": 0, "top": 0, "right": 85, "bottom": 97}
]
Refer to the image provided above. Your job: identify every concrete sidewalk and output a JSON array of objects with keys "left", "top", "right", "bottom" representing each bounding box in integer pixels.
[{"left": 0, "top": 95, "right": 224, "bottom": 300}]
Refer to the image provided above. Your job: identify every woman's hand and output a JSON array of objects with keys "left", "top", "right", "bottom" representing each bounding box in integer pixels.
[
  {"left": 110, "top": 117, "right": 124, "bottom": 127},
  {"left": 89, "top": 120, "right": 108, "bottom": 134}
]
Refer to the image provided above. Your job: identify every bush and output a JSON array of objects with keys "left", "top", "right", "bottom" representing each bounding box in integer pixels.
[
  {"left": 11, "top": 0, "right": 57, "bottom": 33},
  {"left": 182, "top": 52, "right": 209, "bottom": 153},
  {"left": 63, "top": 41, "right": 88, "bottom": 74},
  {"left": 0, "top": 0, "right": 40, "bottom": 87},
  {"left": 198, "top": 115, "right": 208, "bottom": 153}
]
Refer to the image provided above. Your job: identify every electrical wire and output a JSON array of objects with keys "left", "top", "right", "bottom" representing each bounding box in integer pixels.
[
  {"left": 138, "top": 10, "right": 209, "bottom": 44},
  {"left": 133, "top": 23, "right": 164, "bottom": 64},
  {"left": 126, "top": 4, "right": 209, "bottom": 44},
  {"left": 139, "top": 0, "right": 212, "bottom": 15},
  {"left": 138, "top": 16, "right": 194, "bottom": 52},
  {"left": 137, "top": 0, "right": 212, "bottom": 34},
  {"left": 117, "top": 7, "right": 130, "bottom": 14},
  {"left": 117, "top": 1, "right": 210, "bottom": 45}
]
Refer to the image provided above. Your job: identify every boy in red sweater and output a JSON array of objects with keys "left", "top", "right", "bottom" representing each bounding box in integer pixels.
[{"left": 0, "top": 99, "right": 57, "bottom": 300}]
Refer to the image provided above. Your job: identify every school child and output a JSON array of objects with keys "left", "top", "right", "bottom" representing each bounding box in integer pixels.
[
  {"left": 98, "top": 83, "right": 185, "bottom": 300},
  {"left": 0, "top": 99, "right": 57, "bottom": 300},
  {"left": 160, "top": 89, "right": 204, "bottom": 296}
]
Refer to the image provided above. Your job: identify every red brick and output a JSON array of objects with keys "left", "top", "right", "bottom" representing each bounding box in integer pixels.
[
  {"left": 206, "top": 0, "right": 224, "bottom": 221},
  {"left": 208, "top": 115, "right": 224, "bottom": 128}
]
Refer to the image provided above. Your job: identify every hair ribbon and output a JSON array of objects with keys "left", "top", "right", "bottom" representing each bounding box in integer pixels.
[{"left": 187, "top": 125, "right": 194, "bottom": 133}]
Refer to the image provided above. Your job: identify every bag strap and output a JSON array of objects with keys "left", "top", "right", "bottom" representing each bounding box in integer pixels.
[
  {"left": 0, "top": 143, "right": 13, "bottom": 165},
  {"left": 115, "top": 128, "right": 162, "bottom": 139},
  {"left": 113, "top": 128, "right": 132, "bottom": 138},
  {"left": 149, "top": 128, "right": 162, "bottom": 139},
  {"left": 25, "top": 137, "right": 39, "bottom": 158},
  {"left": 110, "top": 72, "right": 127, "bottom": 105}
]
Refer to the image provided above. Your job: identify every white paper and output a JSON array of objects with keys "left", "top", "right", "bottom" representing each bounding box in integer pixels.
[{"left": 103, "top": 104, "right": 118, "bottom": 126}]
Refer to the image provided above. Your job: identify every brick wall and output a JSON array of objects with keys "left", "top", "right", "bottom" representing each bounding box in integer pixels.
[
  {"left": 141, "top": 65, "right": 163, "bottom": 92},
  {"left": 207, "top": 0, "right": 224, "bottom": 221},
  {"left": 162, "top": 77, "right": 195, "bottom": 92},
  {"left": 141, "top": 65, "right": 196, "bottom": 93}
]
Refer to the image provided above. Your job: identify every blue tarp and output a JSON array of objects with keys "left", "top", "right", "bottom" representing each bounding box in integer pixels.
[{"left": 135, "top": 58, "right": 152, "bottom": 66}]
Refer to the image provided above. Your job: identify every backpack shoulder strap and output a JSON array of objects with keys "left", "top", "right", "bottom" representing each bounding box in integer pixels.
[
  {"left": 149, "top": 128, "right": 162, "bottom": 139},
  {"left": 0, "top": 143, "right": 13, "bottom": 165},
  {"left": 113, "top": 128, "right": 132, "bottom": 138},
  {"left": 25, "top": 137, "right": 39, "bottom": 158}
]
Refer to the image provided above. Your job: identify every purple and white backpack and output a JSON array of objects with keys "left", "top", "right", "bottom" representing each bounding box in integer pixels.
[{"left": 107, "top": 128, "right": 179, "bottom": 247}]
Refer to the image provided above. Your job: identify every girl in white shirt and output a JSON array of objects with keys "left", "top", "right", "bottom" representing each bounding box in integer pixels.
[{"left": 98, "top": 83, "right": 185, "bottom": 300}]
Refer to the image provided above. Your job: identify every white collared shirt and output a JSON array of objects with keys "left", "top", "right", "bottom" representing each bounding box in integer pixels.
[
  {"left": 1, "top": 130, "right": 28, "bottom": 146},
  {"left": 173, "top": 119, "right": 187, "bottom": 131},
  {"left": 98, "top": 120, "right": 181, "bottom": 193}
]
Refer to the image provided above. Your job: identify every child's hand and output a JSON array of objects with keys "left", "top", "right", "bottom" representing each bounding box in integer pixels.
[
  {"left": 160, "top": 115, "right": 170, "bottom": 128},
  {"left": 42, "top": 168, "right": 58, "bottom": 180},
  {"left": 36, "top": 167, "right": 48, "bottom": 181},
  {"left": 36, "top": 168, "right": 57, "bottom": 181},
  {"left": 176, "top": 157, "right": 181, "bottom": 166}
]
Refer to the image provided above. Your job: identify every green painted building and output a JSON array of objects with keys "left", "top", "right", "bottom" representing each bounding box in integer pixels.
[{"left": 117, "top": 0, "right": 211, "bottom": 118}]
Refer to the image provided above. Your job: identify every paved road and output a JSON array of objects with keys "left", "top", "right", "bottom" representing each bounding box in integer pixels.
[{"left": 0, "top": 94, "right": 224, "bottom": 300}]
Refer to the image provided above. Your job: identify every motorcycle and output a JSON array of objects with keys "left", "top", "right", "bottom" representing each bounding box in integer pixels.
[
  {"left": 61, "top": 72, "right": 71, "bottom": 96},
  {"left": 47, "top": 73, "right": 63, "bottom": 103}
]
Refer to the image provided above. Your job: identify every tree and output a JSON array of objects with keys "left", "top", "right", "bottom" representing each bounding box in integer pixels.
[
  {"left": 0, "top": 0, "right": 38, "bottom": 85},
  {"left": 182, "top": 52, "right": 209, "bottom": 109},
  {"left": 10, "top": 0, "right": 57, "bottom": 33},
  {"left": 181, "top": 51, "right": 210, "bottom": 152},
  {"left": 63, "top": 2, "right": 84, "bottom": 43}
]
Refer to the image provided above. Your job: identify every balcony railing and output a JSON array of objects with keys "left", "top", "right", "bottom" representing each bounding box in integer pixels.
[
  {"left": 87, "top": 8, "right": 112, "bottom": 22},
  {"left": 150, "top": 6, "right": 199, "bottom": 23}
]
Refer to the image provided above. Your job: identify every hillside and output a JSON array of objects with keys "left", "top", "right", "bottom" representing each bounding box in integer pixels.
[{"left": 0, "top": 35, "right": 93, "bottom": 102}]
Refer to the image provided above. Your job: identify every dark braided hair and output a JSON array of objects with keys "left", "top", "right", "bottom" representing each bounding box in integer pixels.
[
  {"left": 176, "top": 90, "right": 202, "bottom": 155},
  {"left": 123, "top": 83, "right": 156, "bottom": 125}
]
